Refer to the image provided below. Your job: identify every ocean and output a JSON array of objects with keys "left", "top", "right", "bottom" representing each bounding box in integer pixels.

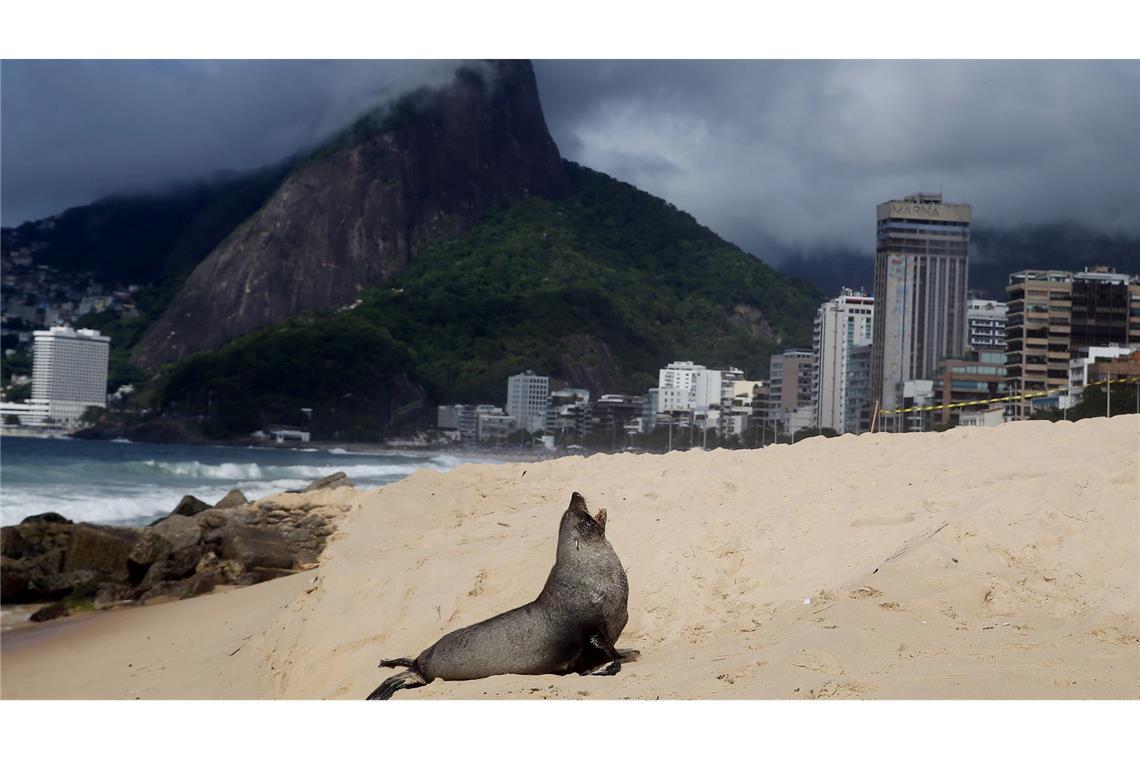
[{"left": 0, "top": 436, "right": 501, "bottom": 527}]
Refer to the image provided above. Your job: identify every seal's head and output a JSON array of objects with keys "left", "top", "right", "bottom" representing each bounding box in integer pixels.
[{"left": 567, "top": 491, "right": 607, "bottom": 537}]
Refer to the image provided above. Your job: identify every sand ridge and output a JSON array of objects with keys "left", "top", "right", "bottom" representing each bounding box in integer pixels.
[{"left": 2, "top": 416, "right": 1137, "bottom": 699}]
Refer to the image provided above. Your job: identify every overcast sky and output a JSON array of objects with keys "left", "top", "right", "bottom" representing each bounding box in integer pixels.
[{"left": 3, "top": 59, "right": 1138, "bottom": 261}]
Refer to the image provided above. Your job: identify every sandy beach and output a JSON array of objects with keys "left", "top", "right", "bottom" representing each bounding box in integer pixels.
[{"left": 2, "top": 415, "right": 1137, "bottom": 699}]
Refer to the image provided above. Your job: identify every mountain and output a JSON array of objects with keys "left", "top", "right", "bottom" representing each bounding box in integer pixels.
[
  {"left": 156, "top": 161, "right": 822, "bottom": 438},
  {"left": 1, "top": 164, "right": 291, "bottom": 284},
  {"left": 777, "top": 224, "right": 1140, "bottom": 300},
  {"left": 133, "top": 60, "right": 567, "bottom": 370}
]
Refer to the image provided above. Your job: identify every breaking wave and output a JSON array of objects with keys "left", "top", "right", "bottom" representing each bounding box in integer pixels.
[{"left": 1, "top": 439, "right": 499, "bottom": 528}]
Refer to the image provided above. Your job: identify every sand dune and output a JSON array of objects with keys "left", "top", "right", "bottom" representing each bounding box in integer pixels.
[{"left": 2, "top": 416, "right": 1137, "bottom": 699}]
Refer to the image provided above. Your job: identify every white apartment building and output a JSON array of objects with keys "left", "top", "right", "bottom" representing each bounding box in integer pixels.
[
  {"left": 506, "top": 370, "right": 550, "bottom": 433},
  {"left": 656, "top": 361, "right": 722, "bottom": 425},
  {"left": 1069, "top": 344, "right": 1136, "bottom": 394},
  {"left": 0, "top": 398, "right": 50, "bottom": 426},
  {"left": 967, "top": 299, "right": 1007, "bottom": 351},
  {"left": 813, "top": 289, "right": 874, "bottom": 433},
  {"left": 31, "top": 326, "right": 110, "bottom": 425}
]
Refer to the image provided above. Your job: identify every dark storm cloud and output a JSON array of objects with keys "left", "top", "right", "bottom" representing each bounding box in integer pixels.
[
  {"left": 3, "top": 60, "right": 1138, "bottom": 264},
  {"left": 1, "top": 60, "right": 462, "bottom": 224},
  {"left": 533, "top": 60, "right": 1140, "bottom": 259}
]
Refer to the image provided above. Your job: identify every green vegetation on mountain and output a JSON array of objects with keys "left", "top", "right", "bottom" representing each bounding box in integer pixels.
[
  {"left": 1, "top": 162, "right": 291, "bottom": 284},
  {"left": 155, "top": 162, "right": 821, "bottom": 438},
  {"left": 73, "top": 277, "right": 184, "bottom": 389},
  {"left": 157, "top": 316, "right": 417, "bottom": 439}
]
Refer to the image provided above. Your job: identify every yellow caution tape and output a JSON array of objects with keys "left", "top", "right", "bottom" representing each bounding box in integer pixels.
[{"left": 879, "top": 377, "right": 1134, "bottom": 416}]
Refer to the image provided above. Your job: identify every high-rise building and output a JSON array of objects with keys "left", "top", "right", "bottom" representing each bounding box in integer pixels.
[
  {"left": 870, "top": 192, "right": 971, "bottom": 428},
  {"left": 506, "top": 370, "right": 549, "bottom": 433},
  {"left": 31, "top": 326, "right": 110, "bottom": 425},
  {"left": 813, "top": 289, "right": 874, "bottom": 433},
  {"left": 1005, "top": 267, "right": 1140, "bottom": 418},
  {"left": 845, "top": 344, "right": 874, "bottom": 433},
  {"left": 545, "top": 388, "right": 591, "bottom": 439},
  {"left": 769, "top": 349, "right": 814, "bottom": 435},
  {"left": 656, "top": 361, "right": 722, "bottom": 416},
  {"left": 591, "top": 394, "right": 644, "bottom": 443},
  {"left": 967, "top": 299, "right": 1007, "bottom": 351},
  {"left": 1070, "top": 267, "right": 1139, "bottom": 349}
]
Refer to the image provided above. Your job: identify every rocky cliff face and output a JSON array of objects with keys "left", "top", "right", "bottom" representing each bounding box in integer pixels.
[{"left": 135, "top": 60, "right": 567, "bottom": 369}]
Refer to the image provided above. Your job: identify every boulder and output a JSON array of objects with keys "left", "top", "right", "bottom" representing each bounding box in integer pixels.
[
  {"left": 195, "top": 551, "right": 245, "bottom": 585},
  {"left": 0, "top": 526, "right": 20, "bottom": 558},
  {"left": 150, "top": 515, "right": 201, "bottom": 553},
  {"left": 93, "top": 583, "right": 134, "bottom": 610},
  {"left": 284, "top": 527, "right": 313, "bottom": 545},
  {"left": 30, "top": 602, "right": 69, "bottom": 623},
  {"left": 302, "top": 472, "right": 353, "bottom": 492},
  {"left": 165, "top": 494, "right": 214, "bottom": 521},
  {"left": 20, "top": 512, "right": 73, "bottom": 525},
  {"left": 1, "top": 553, "right": 60, "bottom": 602},
  {"left": 195, "top": 509, "right": 230, "bottom": 530},
  {"left": 0, "top": 556, "right": 28, "bottom": 600},
  {"left": 128, "top": 530, "right": 172, "bottom": 568},
  {"left": 212, "top": 524, "right": 295, "bottom": 570},
  {"left": 214, "top": 489, "right": 249, "bottom": 510},
  {"left": 141, "top": 543, "right": 204, "bottom": 586},
  {"left": 137, "top": 581, "right": 187, "bottom": 603},
  {"left": 62, "top": 525, "right": 134, "bottom": 580},
  {"left": 184, "top": 573, "right": 216, "bottom": 597},
  {"left": 2, "top": 521, "right": 72, "bottom": 560},
  {"left": 34, "top": 569, "right": 99, "bottom": 598}
]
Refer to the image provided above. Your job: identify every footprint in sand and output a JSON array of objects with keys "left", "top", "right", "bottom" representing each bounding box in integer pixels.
[
  {"left": 793, "top": 648, "right": 844, "bottom": 675},
  {"left": 467, "top": 569, "right": 488, "bottom": 597},
  {"left": 848, "top": 586, "right": 882, "bottom": 599},
  {"left": 806, "top": 680, "right": 876, "bottom": 699}
]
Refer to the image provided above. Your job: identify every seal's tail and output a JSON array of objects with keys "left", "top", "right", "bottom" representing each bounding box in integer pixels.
[{"left": 366, "top": 668, "right": 427, "bottom": 700}]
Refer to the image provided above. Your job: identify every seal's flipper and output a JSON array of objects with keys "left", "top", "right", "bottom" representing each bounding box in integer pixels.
[
  {"left": 616, "top": 648, "right": 641, "bottom": 662},
  {"left": 589, "top": 632, "right": 622, "bottom": 660},
  {"left": 366, "top": 668, "right": 427, "bottom": 700},
  {"left": 378, "top": 658, "right": 416, "bottom": 669},
  {"left": 586, "top": 660, "right": 622, "bottom": 676}
]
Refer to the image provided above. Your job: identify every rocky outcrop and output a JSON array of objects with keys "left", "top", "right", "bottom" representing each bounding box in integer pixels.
[
  {"left": 558, "top": 334, "right": 622, "bottom": 398},
  {"left": 4, "top": 473, "right": 357, "bottom": 620},
  {"left": 1, "top": 522, "right": 136, "bottom": 603},
  {"left": 135, "top": 60, "right": 568, "bottom": 369},
  {"left": 170, "top": 495, "right": 214, "bottom": 519},
  {"left": 728, "top": 303, "right": 776, "bottom": 341},
  {"left": 211, "top": 524, "right": 294, "bottom": 571},
  {"left": 20, "top": 513, "right": 73, "bottom": 525},
  {"left": 214, "top": 489, "right": 248, "bottom": 510},
  {"left": 69, "top": 418, "right": 203, "bottom": 443},
  {"left": 302, "top": 472, "right": 353, "bottom": 492}
]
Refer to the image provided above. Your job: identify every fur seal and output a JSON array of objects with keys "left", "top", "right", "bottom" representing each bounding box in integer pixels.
[{"left": 366, "top": 491, "right": 631, "bottom": 700}]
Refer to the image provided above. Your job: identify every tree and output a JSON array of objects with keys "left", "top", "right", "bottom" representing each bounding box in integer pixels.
[
  {"left": 1032, "top": 382, "right": 1139, "bottom": 422},
  {"left": 79, "top": 406, "right": 106, "bottom": 426},
  {"left": 4, "top": 414, "right": 20, "bottom": 427}
]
